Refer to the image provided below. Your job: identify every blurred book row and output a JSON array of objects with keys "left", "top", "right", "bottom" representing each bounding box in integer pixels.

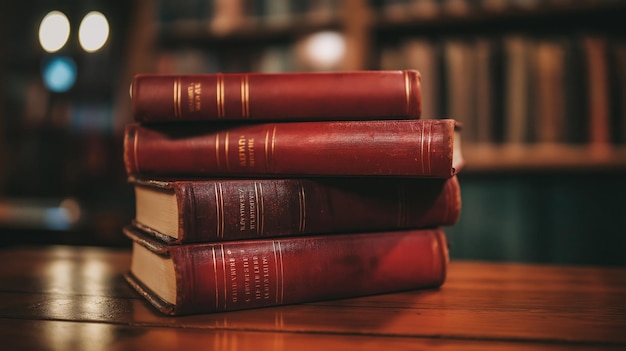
[{"left": 381, "top": 35, "right": 626, "bottom": 146}]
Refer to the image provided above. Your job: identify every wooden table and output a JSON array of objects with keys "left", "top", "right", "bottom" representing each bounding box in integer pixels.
[{"left": 0, "top": 245, "right": 625, "bottom": 350}]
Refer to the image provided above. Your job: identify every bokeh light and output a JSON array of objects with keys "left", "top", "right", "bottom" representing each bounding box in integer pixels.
[
  {"left": 42, "top": 56, "right": 77, "bottom": 92},
  {"left": 78, "top": 11, "right": 110, "bottom": 53},
  {"left": 39, "top": 11, "right": 71, "bottom": 53}
]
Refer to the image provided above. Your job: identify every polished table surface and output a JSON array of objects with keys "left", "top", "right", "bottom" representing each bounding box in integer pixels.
[{"left": 0, "top": 245, "right": 625, "bottom": 350}]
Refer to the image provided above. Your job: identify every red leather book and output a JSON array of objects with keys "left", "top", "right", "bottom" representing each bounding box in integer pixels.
[
  {"left": 131, "top": 176, "right": 461, "bottom": 244},
  {"left": 131, "top": 70, "right": 421, "bottom": 122},
  {"left": 124, "top": 119, "right": 463, "bottom": 177},
  {"left": 124, "top": 225, "right": 449, "bottom": 315}
]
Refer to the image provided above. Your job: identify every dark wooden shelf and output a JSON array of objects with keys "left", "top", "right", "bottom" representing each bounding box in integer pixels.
[
  {"left": 374, "top": 1, "right": 626, "bottom": 37},
  {"left": 158, "top": 16, "right": 342, "bottom": 48},
  {"left": 462, "top": 143, "right": 626, "bottom": 173}
]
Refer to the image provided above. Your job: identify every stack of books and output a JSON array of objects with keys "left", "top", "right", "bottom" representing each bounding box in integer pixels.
[{"left": 122, "top": 70, "right": 464, "bottom": 316}]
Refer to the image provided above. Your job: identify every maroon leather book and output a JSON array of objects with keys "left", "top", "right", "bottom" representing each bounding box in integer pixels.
[
  {"left": 124, "top": 119, "right": 463, "bottom": 177},
  {"left": 131, "top": 70, "right": 421, "bottom": 122},
  {"left": 124, "top": 225, "right": 449, "bottom": 315},
  {"left": 131, "top": 176, "right": 461, "bottom": 244}
]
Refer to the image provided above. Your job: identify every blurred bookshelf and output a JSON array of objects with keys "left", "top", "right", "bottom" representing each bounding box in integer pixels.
[{"left": 1, "top": 0, "right": 626, "bottom": 264}]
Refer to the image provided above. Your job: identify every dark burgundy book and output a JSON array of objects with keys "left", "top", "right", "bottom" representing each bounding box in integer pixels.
[
  {"left": 131, "top": 176, "right": 461, "bottom": 244},
  {"left": 131, "top": 70, "right": 421, "bottom": 122},
  {"left": 123, "top": 119, "right": 463, "bottom": 178},
  {"left": 124, "top": 225, "right": 449, "bottom": 315}
]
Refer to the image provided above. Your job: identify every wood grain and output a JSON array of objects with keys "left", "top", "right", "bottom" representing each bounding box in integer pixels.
[{"left": 0, "top": 246, "right": 625, "bottom": 350}]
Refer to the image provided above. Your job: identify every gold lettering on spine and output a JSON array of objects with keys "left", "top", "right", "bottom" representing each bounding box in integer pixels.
[
  {"left": 270, "top": 126, "right": 277, "bottom": 172},
  {"left": 404, "top": 71, "right": 411, "bottom": 116},
  {"left": 173, "top": 78, "right": 182, "bottom": 118},
  {"left": 211, "top": 247, "right": 219, "bottom": 310},
  {"left": 298, "top": 183, "right": 306, "bottom": 233},
  {"left": 241, "top": 75, "right": 250, "bottom": 118},
  {"left": 216, "top": 74, "right": 225, "bottom": 118},
  {"left": 215, "top": 183, "right": 225, "bottom": 239}
]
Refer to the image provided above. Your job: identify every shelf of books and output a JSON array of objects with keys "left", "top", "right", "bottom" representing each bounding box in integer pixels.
[{"left": 373, "top": 0, "right": 626, "bottom": 173}]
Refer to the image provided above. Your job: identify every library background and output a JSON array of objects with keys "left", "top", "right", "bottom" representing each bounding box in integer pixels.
[{"left": 1, "top": 0, "right": 625, "bottom": 265}]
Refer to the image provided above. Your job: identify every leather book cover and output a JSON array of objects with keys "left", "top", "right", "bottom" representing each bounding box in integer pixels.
[
  {"left": 131, "top": 175, "right": 461, "bottom": 244},
  {"left": 131, "top": 70, "right": 421, "bottom": 122},
  {"left": 123, "top": 119, "right": 463, "bottom": 178},
  {"left": 123, "top": 225, "right": 449, "bottom": 315}
]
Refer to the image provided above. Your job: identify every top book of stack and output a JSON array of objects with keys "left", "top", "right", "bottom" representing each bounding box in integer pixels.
[{"left": 130, "top": 70, "right": 422, "bottom": 123}]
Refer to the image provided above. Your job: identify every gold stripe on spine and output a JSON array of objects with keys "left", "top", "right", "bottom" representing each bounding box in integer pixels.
[
  {"left": 220, "top": 244, "right": 227, "bottom": 309},
  {"left": 241, "top": 75, "right": 250, "bottom": 118},
  {"left": 217, "top": 183, "right": 225, "bottom": 238},
  {"left": 404, "top": 71, "right": 411, "bottom": 116},
  {"left": 270, "top": 125, "right": 277, "bottom": 172},
  {"left": 427, "top": 121, "right": 432, "bottom": 175},
  {"left": 216, "top": 74, "right": 225, "bottom": 118},
  {"left": 253, "top": 182, "right": 260, "bottom": 236},
  {"left": 215, "top": 133, "right": 221, "bottom": 172},
  {"left": 132, "top": 127, "right": 140, "bottom": 173},
  {"left": 275, "top": 241, "right": 284, "bottom": 304},
  {"left": 211, "top": 246, "right": 219, "bottom": 310},
  {"left": 224, "top": 132, "right": 230, "bottom": 172},
  {"left": 263, "top": 125, "right": 278, "bottom": 172},
  {"left": 173, "top": 78, "right": 182, "bottom": 119},
  {"left": 298, "top": 183, "right": 306, "bottom": 233},
  {"left": 215, "top": 183, "right": 224, "bottom": 238},
  {"left": 279, "top": 242, "right": 284, "bottom": 303},
  {"left": 420, "top": 122, "right": 426, "bottom": 175}
]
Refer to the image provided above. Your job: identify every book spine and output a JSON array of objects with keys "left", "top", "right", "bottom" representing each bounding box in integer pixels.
[
  {"left": 131, "top": 70, "right": 421, "bottom": 122},
  {"left": 123, "top": 119, "right": 457, "bottom": 177},
  {"left": 172, "top": 228, "right": 448, "bottom": 314},
  {"left": 166, "top": 177, "right": 460, "bottom": 243}
]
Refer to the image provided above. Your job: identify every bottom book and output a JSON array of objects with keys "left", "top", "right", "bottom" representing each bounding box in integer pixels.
[{"left": 124, "top": 225, "right": 450, "bottom": 316}]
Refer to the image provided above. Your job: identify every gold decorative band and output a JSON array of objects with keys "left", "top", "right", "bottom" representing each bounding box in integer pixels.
[
  {"left": 211, "top": 246, "right": 219, "bottom": 309},
  {"left": 173, "top": 78, "right": 182, "bottom": 118},
  {"left": 215, "top": 133, "right": 221, "bottom": 172},
  {"left": 215, "top": 183, "right": 225, "bottom": 239},
  {"left": 224, "top": 131, "right": 230, "bottom": 172},
  {"left": 132, "top": 127, "right": 140, "bottom": 173},
  {"left": 220, "top": 243, "right": 227, "bottom": 309},
  {"left": 404, "top": 70, "right": 411, "bottom": 116},
  {"left": 241, "top": 75, "right": 250, "bottom": 118},
  {"left": 216, "top": 73, "right": 225, "bottom": 118},
  {"left": 264, "top": 126, "right": 277, "bottom": 172}
]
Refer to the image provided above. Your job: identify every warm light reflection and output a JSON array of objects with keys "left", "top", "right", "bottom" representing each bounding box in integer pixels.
[
  {"left": 302, "top": 31, "right": 346, "bottom": 70},
  {"left": 39, "top": 11, "right": 71, "bottom": 53},
  {"left": 78, "top": 11, "right": 110, "bottom": 53},
  {"left": 43, "top": 318, "right": 113, "bottom": 351}
]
